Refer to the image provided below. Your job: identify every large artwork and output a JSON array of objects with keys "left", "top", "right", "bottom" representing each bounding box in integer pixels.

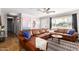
[
  {"left": 22, "top": 15, "right": 40, "bottom": 30},
  {"left": 22, "top": 16, "right": 31, "bottom": 30},
  {"left": 31, "top": 18, "right": 40, "bottom": 29}
]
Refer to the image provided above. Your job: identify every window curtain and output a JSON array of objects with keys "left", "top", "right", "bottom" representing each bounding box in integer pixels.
[{"left": 72, "top": 14, "right": 78, "bottom": 32}]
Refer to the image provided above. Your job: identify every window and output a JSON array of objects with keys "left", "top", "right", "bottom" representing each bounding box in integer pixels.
[{"left": 52, "top": 15, "right": 72, "bottom": 29}]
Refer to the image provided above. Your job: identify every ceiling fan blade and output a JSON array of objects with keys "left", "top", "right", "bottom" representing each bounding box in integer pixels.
[
  {"left": 37, "top": 8, "right": 54, "bottom": 14},
  {"left": 43, "top": 8, "right": 50, "bottom": 12},
  {"left": 46, "top": 11, "right": 55, "bottom": 14},
  {"left": 46, "top": 8, "right": 50, "bottom": 11},
  {"left": 37, "top": 9, "right": 45, "bottom": 13}
]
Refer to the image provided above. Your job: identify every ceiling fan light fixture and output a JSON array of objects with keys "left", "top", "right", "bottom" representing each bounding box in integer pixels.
[{"left": 38, "top": 8, "right": 56, "bottom": 14}]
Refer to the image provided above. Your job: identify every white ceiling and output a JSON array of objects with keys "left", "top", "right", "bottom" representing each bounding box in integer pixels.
[{"left": 1, "top": 8, "right": 79, "bottom": 18}]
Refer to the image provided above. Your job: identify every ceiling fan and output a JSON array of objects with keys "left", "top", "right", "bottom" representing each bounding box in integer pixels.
[{"left": 38, "top": 8, "right": 55, "bottom": 14}]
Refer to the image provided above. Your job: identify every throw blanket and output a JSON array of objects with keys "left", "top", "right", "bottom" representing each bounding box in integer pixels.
[{"left": 35, "top": 37, "right": 47, "bottom": 51}]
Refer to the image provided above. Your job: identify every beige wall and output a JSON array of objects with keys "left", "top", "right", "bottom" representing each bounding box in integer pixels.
[
  {"left": 1, "top": 9, "right": 7, "bottom": 37},
  {"left": 77, "top": 12, "right": 79, "bottom": 34},
  {"left": 21, "top": 13, "right": 40, "bottom": 30}
]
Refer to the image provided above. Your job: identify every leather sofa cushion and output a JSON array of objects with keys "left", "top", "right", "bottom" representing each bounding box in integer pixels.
[
  {"left": 39, "top": 29, "right": 46, "bottom": 33},
  {"left": 32, "top": 29, "right": 40, "bottom": 35},
  {"left": 37, "top": 33, "right": 50, "bottom": 37},
  {"left": 54, "top": 29, "right": 68, "bottom": 33}
]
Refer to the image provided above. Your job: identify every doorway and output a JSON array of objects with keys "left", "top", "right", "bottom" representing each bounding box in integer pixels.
[{"left": 7, "top": 17, "right": 15, "bottom": 37}]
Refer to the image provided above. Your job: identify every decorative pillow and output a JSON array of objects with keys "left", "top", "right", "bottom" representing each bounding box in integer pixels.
[
  {"left": 67, "top": 29, "right": 75, "bottom": 35},
  {"left": 23, "top": 31, "right": 31, "bottom": 40}
]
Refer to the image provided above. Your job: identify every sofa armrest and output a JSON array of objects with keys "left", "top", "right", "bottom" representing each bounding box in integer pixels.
[
  {"left": 62, "top": 33, "right": 76, "bottom": 38},
  {"left": 62, "top": 34, "right": 71, "bottom": 38},
  {"left": 62, "top": 32, "right": 78, "bottom": 42},
  {"left": 72, "top": 32, "right": 78, "bottom": 38}
]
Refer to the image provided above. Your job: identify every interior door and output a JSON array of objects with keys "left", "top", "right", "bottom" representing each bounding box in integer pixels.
[{"left": 7, "top": 18, "right": 14, "bottom": 33}]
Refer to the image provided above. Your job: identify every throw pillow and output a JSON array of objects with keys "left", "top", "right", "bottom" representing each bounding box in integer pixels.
[
  {"left": 23, "top": 31, "right": 31, "bottom": 40},
  {"left": 67, "top": 29, "right": 75, "bottom": 35}
]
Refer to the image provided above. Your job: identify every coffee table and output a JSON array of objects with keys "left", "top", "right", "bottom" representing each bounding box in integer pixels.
[{"left": 51, "top": 35, "right": 63, "bottom": 44}]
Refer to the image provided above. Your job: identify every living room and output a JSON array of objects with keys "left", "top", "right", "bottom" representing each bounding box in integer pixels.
[{"left": 0, "top": 8, "right": 79, "bottom": 51}]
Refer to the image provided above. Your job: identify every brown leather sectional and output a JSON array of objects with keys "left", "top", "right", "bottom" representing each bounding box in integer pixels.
[
  {"left": 31, "top": 29, "right": 50, "bottom": 39},
  {"left": 17, "top": 29, "right": 50, "bottom": 51},
  {"left": 17, "top": 28, "right": 78, "bottom": 51},
  {"left": 52, "top": 29, "right": 78, "bottom": 42}
]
